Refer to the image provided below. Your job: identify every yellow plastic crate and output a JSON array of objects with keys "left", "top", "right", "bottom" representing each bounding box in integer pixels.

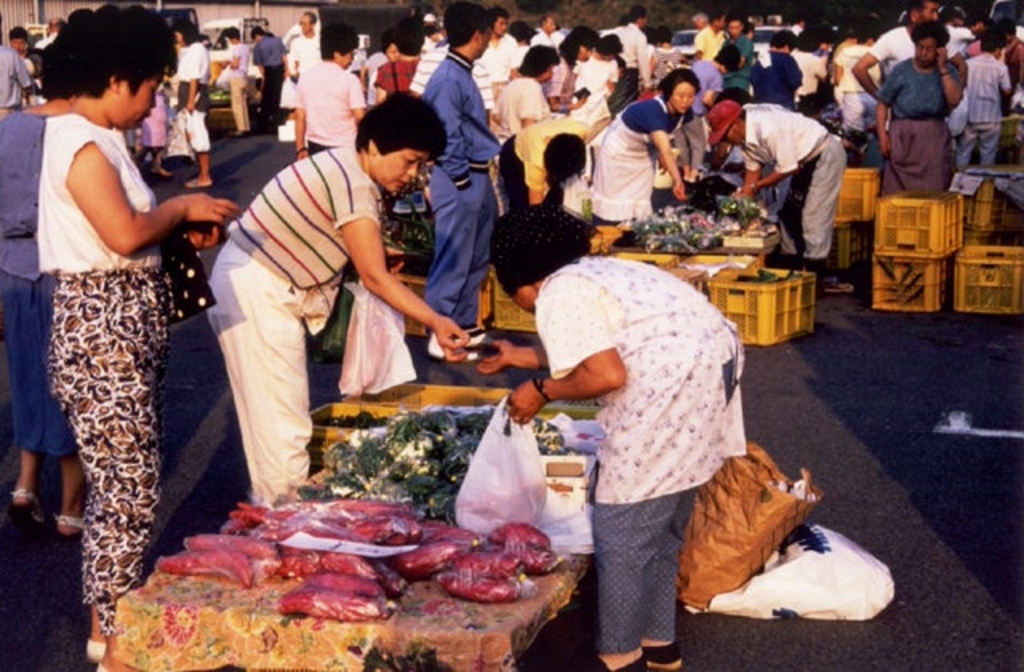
[
  {"left": 875, "top": 191, "right": 963, "bottom": 255},
  {"left": 837, "top": 168, "right": 880, "bottom": 221},
  {"left": 827, "top": 219, "right": 872, "bottom": 270},
  {"left": 963, "top": 226, "right": 1024, "bottom": 247},
  {"left": 707, "top": 269, "right": 816, "bottom": 346},
  {"left": 398, "top": 274, "right": 491, "bottom": 337},
  {"left": 488, "top": 267, "right": 537, "bottom": 332},
  {"left": 962, "top": 174, "right": 1024, "bottom": 232},
  {"left": 871, "top": 252, "right": 951, "bottom": 313},
  {"left": 954, "top": 246, "right": 1024, "bottom": 315},
  {"left": 611, "top": 251, "right": 681, "bottom": 268}
]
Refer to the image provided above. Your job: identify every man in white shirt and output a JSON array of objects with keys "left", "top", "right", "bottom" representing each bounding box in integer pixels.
[
  {"left": 478, "top": 6, "right": 518, "bottom": 106},
  {"left": 531, "top": 14, "right": 564, "bottom": 50},
  {"left": 288, "top": 12, "right": 321, "bottom": 81},
  {"left": 852, "top": 0, "right": 942, "bottom": 95},
  {"left": 616, "top": 5, "right": 651, "bottom": 96}
]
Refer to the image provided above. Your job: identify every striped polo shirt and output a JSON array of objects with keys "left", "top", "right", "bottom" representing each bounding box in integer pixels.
[{"left": 230, "top": 149, "right": 380, "bottom": 289}]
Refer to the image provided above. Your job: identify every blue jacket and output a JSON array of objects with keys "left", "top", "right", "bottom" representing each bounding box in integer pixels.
[
  {"left": 751, "top": 51, "right": 802, "bottom": 110},
  {"left": 0, "top": 112, "right": 45, "bottom": 280}
]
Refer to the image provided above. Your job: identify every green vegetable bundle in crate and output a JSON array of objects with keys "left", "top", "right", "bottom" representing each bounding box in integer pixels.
[
  {"left": 716, "top": 196, "right": 767, "bottom": 229},
  {"left": 301, "top": 408, "right": 568, "bottom": 524},
  {"left": 628, "top": 207, "right": 723, "bottom": 253}
]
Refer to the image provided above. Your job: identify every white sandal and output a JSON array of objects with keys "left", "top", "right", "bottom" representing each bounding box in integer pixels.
[
  {"left": 55, "top": 514, "right": 85, "bottom": 538},
  {"left": 8, "top": 489, "right": 45, "bottom": 529}
]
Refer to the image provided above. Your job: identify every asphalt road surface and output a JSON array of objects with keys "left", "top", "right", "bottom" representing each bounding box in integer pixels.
[{"left": 0, "top": 133, "right": 1020, "bottom": 671}]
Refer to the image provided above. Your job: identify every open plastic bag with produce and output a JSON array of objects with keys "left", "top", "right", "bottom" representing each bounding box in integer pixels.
[{"left": 455, "top": 399, "right": 548, "bottom": 534}]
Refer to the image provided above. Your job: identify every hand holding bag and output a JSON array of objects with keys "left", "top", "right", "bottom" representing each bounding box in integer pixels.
[
  {"left": 338, "top": 281, "right": 416, "bottom": 397},
  {"left": 160, "top": 225, "right": 217, "bottom": 324},
  {"left": 455, "top": 398, "right": 549, "bottom": 534}
]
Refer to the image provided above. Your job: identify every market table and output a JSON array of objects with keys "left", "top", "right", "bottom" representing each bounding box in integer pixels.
[{"left": 114, "top": 555, "right": 589, "bottom": 671}]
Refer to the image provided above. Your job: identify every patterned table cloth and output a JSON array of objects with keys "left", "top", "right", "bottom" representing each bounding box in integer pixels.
[{"left": 115, "top": 555, "right": 589, "bottom": 671}]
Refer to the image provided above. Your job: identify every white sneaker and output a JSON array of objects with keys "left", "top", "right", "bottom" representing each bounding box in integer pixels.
[{"left": 428, "top": 332, "right": 480, "bottom": 362}]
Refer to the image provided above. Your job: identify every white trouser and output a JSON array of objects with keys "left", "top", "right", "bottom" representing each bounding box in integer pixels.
[{"left": 207, "top": 239, "right": 312, "bottom": 505}]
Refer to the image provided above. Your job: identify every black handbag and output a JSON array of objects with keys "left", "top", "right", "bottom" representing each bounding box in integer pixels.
[{"left": 161, "top": 226, "right": 217, "bottom": 324}]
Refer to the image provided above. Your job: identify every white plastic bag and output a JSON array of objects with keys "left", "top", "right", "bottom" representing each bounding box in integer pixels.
[
  {"left": 703, "top": 524, "right": 895, "bottom": 620},
  {"left": 338, "top": 282, "right": 416, "bottom": 397},
  {"left": 947, "top": 94, "right": 969, "bottom": 137},
  {"left": 165, "top": 111, "right": 194, "bottom": 160},
  {"left": 455, "top": 398, "right": 548, "bottom": 534}
]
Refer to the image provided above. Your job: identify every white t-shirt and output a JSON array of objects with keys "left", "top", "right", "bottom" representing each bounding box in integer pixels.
[
  {"left": 616, "top": 22, "right": 651, "bottom": 87},
  {"left": 478, "top": 34, "right": 519, "bottom": 86},
  {"left": 739, "top": 103, "right": 829, "bottom": 174},
  {"left": 177, "top": 42, "right": 210, "bottom": 84},
  {"left": 496, "top": 77, "right": 549, "bottom": 140},
  {"left": 793, "top": 50, "right": 827, "bottom": 97},
  {"left": 39, "top": 114, "right": 159, "bottom": 273},
  {"left": 295, "top": 61, "right": 366, "bottom": 149},
  {"left": 869, "top": 26, "right": 915, "bottom": 77},
  {"left": 289, "top": 34, "right": 321, "bottom": 77},
  {"left": 835, "top": 44, "right": 876, "bottom": 93},
  {"left": 946, "top": 26, "right": 974, "bottom": 57},
  {"left": 536, "top": 256, "right": 746, "bottom": 505},
  {"left": 530, "top": 30, "right": 564, "bottom": 51}
]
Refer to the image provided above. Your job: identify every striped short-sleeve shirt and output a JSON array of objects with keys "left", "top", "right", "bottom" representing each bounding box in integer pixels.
[{"left": 230, "top": 149, "right": 380, "bottom": 289}]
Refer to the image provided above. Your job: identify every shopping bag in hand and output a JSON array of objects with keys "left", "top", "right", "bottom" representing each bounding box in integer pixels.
[
  {"left": 339, "top": 281, "right": 416, "bottom": 397},
  {"left": 677, "top": 442, "right": 823, "bottom": 610},
  {"left": 165, "top": 111, "right": 194, "bottom": 160},
  {"left": 455, "top": 398, "right": 548, "bottom": 534}
]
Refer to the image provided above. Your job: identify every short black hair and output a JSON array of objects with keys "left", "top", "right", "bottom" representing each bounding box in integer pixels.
[
  {"left": 980, "top": 30, "right": 1004, "bottom": 53},
  {"left": 444, "top": 2, "right": 489, "bottom": 49},
  {"left": 356, "top": 94, "right": 446, "bottom": 158},
  {"left": 9, "top": 26, "right": 27, "bottom": 41},
  {"left": 393, "top": 16, "right": 424, "bottom": 57},
  {"left": 996, "top": 18, "right": 1018, "bottom": 37},
  {"left": 320, "top": 22, "right": 358, "bottom": 59},
  {"left": 559, "top": 25, "right": 599, "bottom": 66},
  {"left": 910, "top": 20, "right": 949, "bottom": 46},
  {"left": 508, "top": 20, "right": 534, "bottom": 44},
  {"left": 770, "top": 30, "right": 796, "bottom": 49},
  {"left": 596, "top": 33, "right": 623, "bottom": 57},
  {"left": 651, "top": 25, "right": 673, "bottom": 45},
  {"left": 486, "top": 6, "right": 509, "bottom": 27},
  {"left": 626, "top": 5, "right": 647, "bottom": 22},
  {"left": 222, "top": 26, "right": 241, "bottom": 41},
  {"left": 543, "top": 133, "right": 586, "bottom": 189},
  {"left": 718, "top": 87, "right": 752, "bottom": 105},
  {"left": 519, "top": 45, "right": 559, "bottom": 77},
  {"left": 251, "top": 25, "right": 266, "bottom": 39},
  {"left": 379, "top": 27, "right": 395, "bottom": 50},
  {"left": 172, "top": 18, "right": 200, "bottom": 45},
  {"left": 49, "top": 5, "right": 176, "bottom": 98},
  {"left": 658, "top": 66, "right": 700, "bottom": 99},
  {"left": 715, "top": 43, "right": 741, "bottom": 71}
]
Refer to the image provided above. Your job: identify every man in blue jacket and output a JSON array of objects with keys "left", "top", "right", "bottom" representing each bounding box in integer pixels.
[{"left": 422, "top": 2, "right": 500, "bottom": 360}]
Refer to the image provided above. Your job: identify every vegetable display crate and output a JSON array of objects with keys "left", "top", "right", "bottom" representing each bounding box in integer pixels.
[
  {"left": 962, "top": 171, "right": 1024, "bottom": 232},
  {"left": 874, "top": 191, "right": 963, "bottom": 255},
  {"left": 953, "top": 246, "right": 1024, "bottom": 315},
  {"left": 964, "top": 225, "right": 1024, "bottom": 247},
  {"left": 827, "top": 219, "right": 872, "bottom": 270},
  {"left": 871, "top": 252, "right": 951, "bottom": 313},
  {"left": 837, "top": 168, "right": 880, "bottom": 221},
  {"left": 488, "top": 268, "right": 537, "bottom": 333},
  {"left": 706, "top": 269, "right": 816, "bottom": 346},
  {"left": 307, "top": 384, "right": 600, "bottom": 473},
  {"left": 398, "top": 274, "right": 491, "bottom": 337}
]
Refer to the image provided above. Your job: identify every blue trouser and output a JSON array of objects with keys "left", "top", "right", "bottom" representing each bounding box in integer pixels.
[
  {"left": 593, "top": 490, "right": 693, "bottom": 653},
  {"left": 0, "top": 270, "right": 75, "bottom": 456},
  {"left": 425, "top": 166, "right": 497, "bottom": 328}
]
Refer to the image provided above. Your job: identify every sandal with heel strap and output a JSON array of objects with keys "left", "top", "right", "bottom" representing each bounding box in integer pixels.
[
  {"left": 8, "top": 489, "right": 45, "bottom": 531},
  {"left": 55, "top": 514, "right": 85, "bottom": 538}
]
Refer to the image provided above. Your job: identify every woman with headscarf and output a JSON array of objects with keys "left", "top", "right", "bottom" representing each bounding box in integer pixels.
[
  {"left": 479, "top": 204, "right": 747, "bottom": 672},
  {"left": 876, "top": 20, "right": 962, "bottom": 194},
  {"left": 590, "top": 68, "right": 700, "bottom": 223}
]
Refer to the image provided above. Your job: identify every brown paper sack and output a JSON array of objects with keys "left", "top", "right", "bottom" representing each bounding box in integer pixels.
[{"left": 676, "top": 442, "right": 824, "bottom": 610}]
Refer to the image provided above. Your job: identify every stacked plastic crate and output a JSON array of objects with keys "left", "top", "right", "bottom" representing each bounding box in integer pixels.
[
  {"left": 828, "top": 168, "right": 879, "bottom": 271},
  {"left": 953, "top": 167, "right": 1024, "bottom": 315},
  {"left": 871, "top": 191, "right": 963, "bottom": 312}
]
